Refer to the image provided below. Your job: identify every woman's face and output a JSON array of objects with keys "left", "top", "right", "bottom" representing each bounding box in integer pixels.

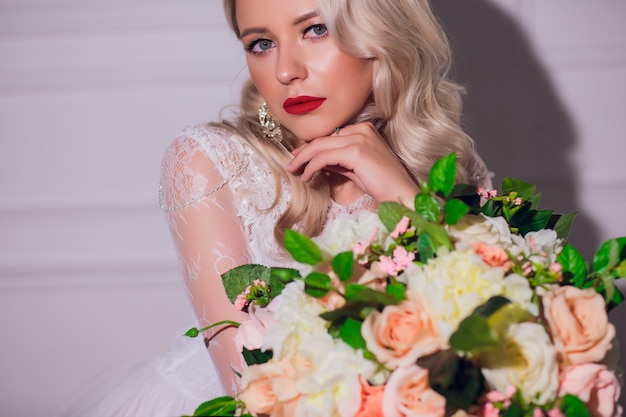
[{"left": 235, "top": 0, "right": 373, "bottom": 142}]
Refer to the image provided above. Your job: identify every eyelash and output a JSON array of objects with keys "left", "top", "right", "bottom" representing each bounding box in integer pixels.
[{"left": 245, "top": 24, "right": 328, "bottom": 55}]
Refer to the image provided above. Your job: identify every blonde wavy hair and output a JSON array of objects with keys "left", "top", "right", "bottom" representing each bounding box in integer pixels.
[{"left": 216, "top": 0, "right": 485, "bottom": 243}]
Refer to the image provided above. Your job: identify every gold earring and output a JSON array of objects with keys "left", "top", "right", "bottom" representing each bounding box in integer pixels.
[{"left": 258, "top": 103, "right": 283, "bottom": 143}]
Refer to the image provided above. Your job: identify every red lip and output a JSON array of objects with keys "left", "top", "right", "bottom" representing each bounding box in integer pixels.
[{"left": 283, "top": 96, "right": 326, "bottom": 115}]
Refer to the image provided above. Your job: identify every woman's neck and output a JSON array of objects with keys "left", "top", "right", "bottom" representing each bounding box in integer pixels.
[{"left": 327, "top": 173, "right": 364, "bottom": 206}]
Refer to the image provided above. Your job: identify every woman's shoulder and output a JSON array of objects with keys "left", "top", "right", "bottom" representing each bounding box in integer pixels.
[
  {"left": 163, "top": 124, "right": 255, "bottom": 180},
  {"left": 159, "top": 124, "right": 277, "bottom": 213}
]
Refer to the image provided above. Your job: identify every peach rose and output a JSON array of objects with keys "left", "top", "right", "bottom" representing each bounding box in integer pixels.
[
  {"left": 382, "top": 365, "right": 446, "bottom": 417},
  {"left": 540, "top": 286, "right": 615, "bottom": 367},
  {"left": 354, "top": 380, "right": 385, "bottom": 417},
  {"left": 361, "top": 294, "right": 440, "bottom": 368},
  {"left": 470, "top": 241, "right": 512, "bottom": 270},
  {"left": 238, "top": 358, "right": 302, "bottom": 416},
  {"left": 559, "top": 363, "right": 621, "bottom": 417}
]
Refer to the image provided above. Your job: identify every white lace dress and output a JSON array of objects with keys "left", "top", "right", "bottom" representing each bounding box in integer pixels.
[{"left": 56, "top": 125, "right": 377, "bottom": 417}]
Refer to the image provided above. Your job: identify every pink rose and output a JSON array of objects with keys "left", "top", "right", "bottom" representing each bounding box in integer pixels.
[
  {"left": 383, "top": 365, "right": 446, "bottom": 417},
  {"left": 540, "top": 286, "right": 615, "bottom": 367},
  {"left": 559, "top": 363, "right": 621, "bottom": 417},
  {"left": 361, "top": 294, "right": 440, "bottom": 368},
  {"left": 234, "top": 304, "right": 277, "bottom": 353},
  {"left": 354, "top": 380, "right": 385, "bottom": 417}
]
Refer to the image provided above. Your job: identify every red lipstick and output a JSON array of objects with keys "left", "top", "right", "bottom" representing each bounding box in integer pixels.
[{"left": 283, "top": 96, "right": 326, "bottom": 115}]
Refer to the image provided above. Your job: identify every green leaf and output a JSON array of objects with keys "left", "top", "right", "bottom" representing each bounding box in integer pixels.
[
  {"left": 269, "top": 267, "right": 300, "bottom": 298},
  {"left": 558, "top": 244, "right": 588, "bottom": 287},
  {"left": 221, "top": 264, "right": 271, "bottom": 304},
  {"left": 593, "top": 238, "right": 626, "bottom": 275},
  {"left": 417, "top": 350, "right": 481, "bottom": 414},
  {"left": 560, "top": 394, "right": 592, "bottom": 417},
  {"left": 378, "top": 202, "right": 453, "bottom": 252},
  {"left": 332, "top": 251, "right": 354, "bottom": 282},
  {"left": 192, "top": 396, "right": 238, "bottom": 416},
  {"left": 304, "top": 272, "right": 332, "bottom": 297},
  {"left": 378, "top": 201, "right": 409, "bottom": 232},
  {"left": 242, "top": 348, "right": 273, "bottom": 366},
  {"left": 414, "top": 193, "right": 441, "bottom": 222},
  {"left": 429, "top": 153, "right": 457, "bottom": 197},
  {"left": 444, "top": 199, "right": 469, "bottom": 225},
  {"left": 514, "top": 209, "right": 553, "bottom": 235},
  {"left": 501, "top": 178, "right": 536, "bottom": 197},
  {"left": 449, "top": 314, "right": 499, "bottom": 353},
  {"left": 547, "top": 212, "right": 577, "bottom": 240},
  {"left": 284, "top": 229, "right": 323, "bottom": 265},
  {"left": 473, "top": 296, "right": 511, "bottom": 318},
  {"left": 449, "top": 183, "right": 482, "bottom": 213},
  {"left": 320, "top": 287, "right": 398, "bottom": 323},
  {"left": 417, "top": 232, "right": 435, "bottom": 262},
  {"left": 339, "top": 318, "right": 367, "bottom": 350},
  {"left": 386, "top": 283, "right": 406, "bottom": 302}
]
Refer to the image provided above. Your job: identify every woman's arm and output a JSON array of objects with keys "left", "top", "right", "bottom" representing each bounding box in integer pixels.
[{"left": 160, "top": 134, "right": 249, "bottom": 395}]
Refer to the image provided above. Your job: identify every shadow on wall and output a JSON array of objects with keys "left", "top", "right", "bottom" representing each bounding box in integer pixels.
[
  {"left": 432, "top": 0, "right": 599, "bottom": 260},
  {"left": 433, "top": 0, "right": 625, "bottom": 409}
]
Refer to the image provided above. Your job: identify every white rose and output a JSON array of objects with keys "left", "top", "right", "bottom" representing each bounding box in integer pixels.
[
  {"left": 446, "top": 214, "right": 513, "bottom": 248},
  {"left": 503, "top": 273, "right": 539, "bottom": 316},
  {"left": 479, "top": 322, "right": 559, "bottom": 405}
]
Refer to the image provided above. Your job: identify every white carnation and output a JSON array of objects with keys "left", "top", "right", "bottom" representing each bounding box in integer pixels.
[
  {"left": 404, "top": 248, "right": 506, "bottom": 344},
  {"left": 510, "top": 229, "right": 563, "bottom": 265}
]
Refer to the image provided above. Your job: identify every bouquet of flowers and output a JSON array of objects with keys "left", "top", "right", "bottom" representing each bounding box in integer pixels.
[{"left": 185, "top": 153, "right": 625, "bottom": 417}]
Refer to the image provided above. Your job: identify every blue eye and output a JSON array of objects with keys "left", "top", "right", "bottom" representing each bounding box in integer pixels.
[
  {"left": 247, "top": 38, "right": 275, "bottom": 54},
  {"left": 305, "top": 24, "right": 328, "bottom": 38}
]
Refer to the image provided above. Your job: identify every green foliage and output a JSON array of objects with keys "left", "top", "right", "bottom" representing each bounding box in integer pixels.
[
  {"left": 417, "top": 350, "right": 482, "bottom": 415},
  {"left": 339, "top": 318, "right": 367, "bottom": 351},
  {"left": 221, "top": 264, "right": 299, "bottom": 305},
  {"left": 332, "top": 251, "right": 354, "bottom": 282},
  {"left": 190, "top": 396, "right": 240, "bottom": 417},
  {"left": 558, "top": 244, "right": 588, "bottom": 287},
  {"left": 429, "top": 152, "right": 457, "bottom": 197},
  {"left": 501, "top": 178, "right": 536, "bottom": 197},
  {"left": 444, "top": 199, "right": 469, "bottom": 225},
  {"left": 284, "top": 229, "right": 323, "bottom": 265},
  {"left": 304, "top": 272, "right": 332, "bottom": 297},
  {"left": 242, "top": 347, "right": 273, "bottom": 366},
  {"left": 414, "top": 193, "right": 440, "bottom": 222},
  {"left": 560, "top": 394, "right": 592, "bottom": 417},
  {"left": 449, "top": 297, "right": 511, "bottom": 353}
]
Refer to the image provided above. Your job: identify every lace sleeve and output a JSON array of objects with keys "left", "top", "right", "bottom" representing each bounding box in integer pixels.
[{"left": 159, "top": 127, "right": 250, "bottom": 395}]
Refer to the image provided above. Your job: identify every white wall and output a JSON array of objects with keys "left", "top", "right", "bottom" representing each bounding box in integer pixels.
[{"left": 0, "top": 1, "right": 624, "bottom": 415}]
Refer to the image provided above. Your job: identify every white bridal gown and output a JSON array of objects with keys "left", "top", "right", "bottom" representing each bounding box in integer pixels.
[{"left": 56, "top": 125, "right": 379, "bottom": 417}]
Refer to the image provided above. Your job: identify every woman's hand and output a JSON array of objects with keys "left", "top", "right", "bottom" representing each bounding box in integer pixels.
[{"left": 285, "top": 122, "right": 419, "bottom": 206}]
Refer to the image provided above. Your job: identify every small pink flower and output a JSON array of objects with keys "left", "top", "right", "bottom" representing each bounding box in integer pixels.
[
  {"left": 547, "top": 408, "right": 565, "bottom": 417},
  {"left": 391, "top": 216, "right": 411, "bottom": 239},
  {"left": 532, "top": 408, "right": 544, "bottom": 417},
  {"left": 353, "top": 228, "right": 378, "bottom": 256},
  {"left": 482, "top": 403, "right": 500, "bottom": 417},
  {"left": 392, "top": 246, "right": 415, "bottom": 271},
  {"left": 378, "top": 255, "right": 399, "bottom": 276},
  {"left": 513, "top": 197, "right": 523, "bottom": 206},
  {"left": 477, "top": 187, "right": 497, "bottom": 199}
]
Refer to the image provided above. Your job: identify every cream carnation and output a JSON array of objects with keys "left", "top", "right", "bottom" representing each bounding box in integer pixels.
[
  {"left": 479, "top": 322, "right": 559, "bottom": 405},
  {"left": 405, "top": 248, "right": 506, "bottom": 343}
]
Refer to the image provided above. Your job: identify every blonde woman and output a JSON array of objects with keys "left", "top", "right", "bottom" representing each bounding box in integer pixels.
[{"left": 59, "top": 0, "right": 491, "bottom": 415}]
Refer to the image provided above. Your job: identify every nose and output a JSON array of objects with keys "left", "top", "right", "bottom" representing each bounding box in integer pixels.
[{"left": 275, "top": 42, "right": 307, "bottom": 85}]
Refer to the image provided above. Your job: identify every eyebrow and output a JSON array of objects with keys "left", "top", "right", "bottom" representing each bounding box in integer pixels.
[{"left": 239, "top": 11, "right": 320, "bottom": 38}]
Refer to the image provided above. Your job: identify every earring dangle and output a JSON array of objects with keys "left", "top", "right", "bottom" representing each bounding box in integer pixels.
[{"left": 258, "top": 103, "right": 283, "bottom": 143}]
